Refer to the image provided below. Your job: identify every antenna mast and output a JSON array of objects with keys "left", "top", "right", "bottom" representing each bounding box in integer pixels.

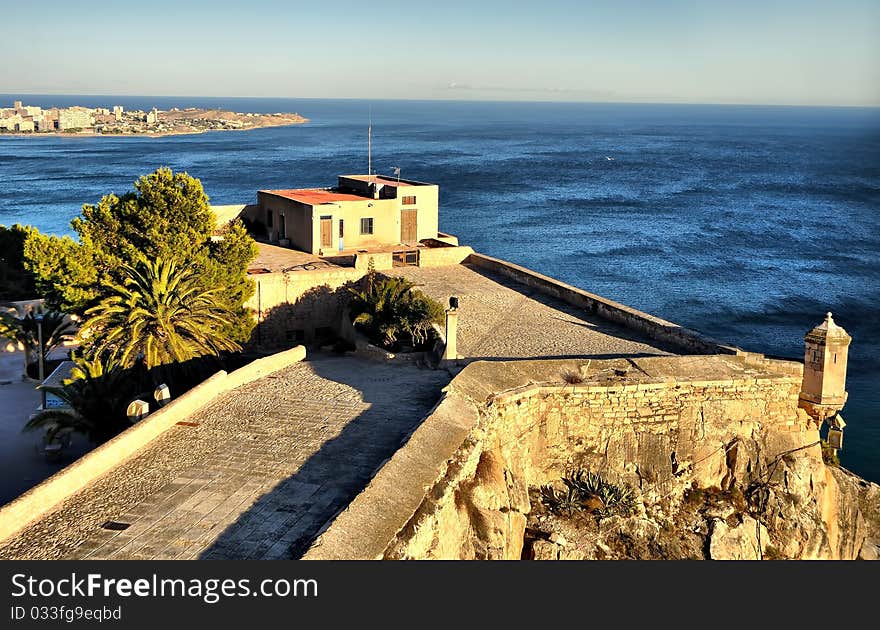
[{"left": 367, "top": 112, "right": 372, "bottom": 180}]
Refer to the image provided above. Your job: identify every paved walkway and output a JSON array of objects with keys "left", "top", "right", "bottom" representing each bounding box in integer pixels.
[
  {"left": 0, "top": 356, "right": 449, "bottom": 560},
  {"left": 0, "top": 351, "right": 92, "bottom": 506},
  {"left": 395, "top": 264, "right": 674, "bottom": 360}
]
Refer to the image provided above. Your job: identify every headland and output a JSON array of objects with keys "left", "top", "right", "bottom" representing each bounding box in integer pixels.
[{"left": 0, "top": 100, "right": 308, "bottom": 137}]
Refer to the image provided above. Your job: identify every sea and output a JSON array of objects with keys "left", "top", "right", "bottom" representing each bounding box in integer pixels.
[{"left": 1, "top": 95, "right": 878, "bottom": 483}]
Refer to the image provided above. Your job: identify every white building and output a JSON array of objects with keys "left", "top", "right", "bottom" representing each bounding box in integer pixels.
[{"left": 58, "top": 107, "right": 94, "bottom": 130}]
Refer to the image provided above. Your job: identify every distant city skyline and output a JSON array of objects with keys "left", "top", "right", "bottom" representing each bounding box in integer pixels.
[{"left": 1, "top": 0, "right": 878, "bottom": 107}]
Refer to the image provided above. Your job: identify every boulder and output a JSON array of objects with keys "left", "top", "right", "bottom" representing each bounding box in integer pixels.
[{"left": 709, "top": 516, "right": 769, "bottom": 560}]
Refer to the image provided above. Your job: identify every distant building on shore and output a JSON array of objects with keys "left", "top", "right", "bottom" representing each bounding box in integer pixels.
[{"left": 58, "top": 106, "right": 94, "bottom": 130}]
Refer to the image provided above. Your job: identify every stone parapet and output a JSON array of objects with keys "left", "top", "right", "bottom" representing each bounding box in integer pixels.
[
  {"left": 466, "top": 253, "right": 736, "bottom": 355},
  {"left": 304, "top": 354, "right": 839, "bottom": 560}
]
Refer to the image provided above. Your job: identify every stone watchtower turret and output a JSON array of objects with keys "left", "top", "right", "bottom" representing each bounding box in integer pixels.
[{"left": 799, "top": 313, "right": 851, "bottom": 442}]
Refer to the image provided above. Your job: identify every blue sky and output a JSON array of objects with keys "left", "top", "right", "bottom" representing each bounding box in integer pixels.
[{"left": 2, "top": 0, "right": 878, "bottom": 106}]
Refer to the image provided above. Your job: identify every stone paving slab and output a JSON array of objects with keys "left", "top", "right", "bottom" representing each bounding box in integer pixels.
[
  {"left": 394, "top": 264, "right": 674, "bottom": 360},
  {"left": 0, "top": 356, "right": 449, "bottom": 560}
]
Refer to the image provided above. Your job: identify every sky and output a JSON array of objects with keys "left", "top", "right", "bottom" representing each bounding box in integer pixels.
[{"left": 1, "top": 0, "right": 878, "bottom": 106}]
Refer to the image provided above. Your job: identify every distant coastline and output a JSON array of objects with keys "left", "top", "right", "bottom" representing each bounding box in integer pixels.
[{"left": 0, "top": 100, "right": 308, "bottom": 138}]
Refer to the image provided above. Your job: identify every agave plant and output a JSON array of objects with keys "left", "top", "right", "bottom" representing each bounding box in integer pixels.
[
  {"left": 540, "top": 484, "right": 581, "bottom": 516},
  {"left": 542, "top": 469, "right": 638, "bottom": 520},
  {"left": 566, "top": 469, "right": 604, "bottom": 497},
  {"left": 597, "top": 482, "right": 636, "bottom": 518}
]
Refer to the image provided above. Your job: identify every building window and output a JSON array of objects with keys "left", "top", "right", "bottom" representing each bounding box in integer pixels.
[
  {"left": 267, "top": 209, "right": 274, "bottom": 228},
  {"left": 402, "top": 195, "right": 416, "bottom": 205},
  {"left": 360, "top": 217, "right": 374, "bottom": 235}
]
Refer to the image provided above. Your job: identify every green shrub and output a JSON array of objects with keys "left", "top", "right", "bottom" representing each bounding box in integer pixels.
[
  {"left": 347, "top": 271, "right": 445, "bottom": 350},
  {"left": 821, "top": 439, "right": 840, "bottom": 467}
]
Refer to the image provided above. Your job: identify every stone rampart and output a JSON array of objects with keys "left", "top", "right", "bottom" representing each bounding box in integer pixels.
[
  {"left": 419, "top": 245, "right": 474, "bottom": 268},
  {"left": 304, "top": 354, "right": 866, "bottom": 560},
  {"left": 466, "top": 253, "right": 736, "bottom": 355},
  {"left": 249, "top": 268, "right": 364, "bottom": 345}
]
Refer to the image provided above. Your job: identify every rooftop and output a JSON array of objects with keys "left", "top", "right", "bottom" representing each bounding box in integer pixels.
[
  {"left": 259, "top": 188, "right": 366, "bottom": 205},
  {"left": 248, "top": 243, "right": 341, "bottom": 274},
  {"left": 340, "top": 174, "right": 421, "bottom": 187}
]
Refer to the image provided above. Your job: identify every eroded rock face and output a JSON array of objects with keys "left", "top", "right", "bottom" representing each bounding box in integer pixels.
[
  {"left": 383, "top": 357, "right": 879, "bottom": 560},
  {"left": 709, "top": 516, "right": 768, "bottom": 560},
  {"left": 458, "top": 442, "right": 529, "bottom": 560}
]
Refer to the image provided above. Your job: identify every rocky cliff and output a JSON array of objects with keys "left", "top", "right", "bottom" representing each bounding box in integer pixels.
[{"left": 372, "top": 355, "right": 879, "bottom": 560}]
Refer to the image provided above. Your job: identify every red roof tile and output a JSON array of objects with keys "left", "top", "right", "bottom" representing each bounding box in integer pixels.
[{"left": 261, "top": 189, "right": 366, "bottom": 204}]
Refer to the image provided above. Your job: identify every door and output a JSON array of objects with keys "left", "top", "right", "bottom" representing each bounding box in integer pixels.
[
  {"left": 338, "top": 218, "right": 344, "bottom": 251},
  {"left": 320, "top": 217, "right": 333, "bottom": 248},
  {"left": 400, "top": 209, "right": 417, "bottom": 242}
]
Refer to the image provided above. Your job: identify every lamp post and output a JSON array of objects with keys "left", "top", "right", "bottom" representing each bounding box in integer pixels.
[
  {"left": 34, "top": 313, "right": 46, "bottom": 410},
  {"left": 442, "top": 296, "right": 459, "bottom": 362}
]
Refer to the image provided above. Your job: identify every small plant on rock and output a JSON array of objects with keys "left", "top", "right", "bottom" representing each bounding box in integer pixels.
[
  {"left": 540, "top": 484, "right": 580, "bottom": 516},
  {"left": 561, "top": 370, "right": 583, "bottom": 385},
  {"left": 541, "top": 468, "right": 637, "bottom": 520},
  {"left": 820, "top": 439, "right": 840, "bottom": 467}
]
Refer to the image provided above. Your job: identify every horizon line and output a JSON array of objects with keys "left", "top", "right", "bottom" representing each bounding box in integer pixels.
[{"left": 2, "top": 92, "right": 879, "bottom": 110}]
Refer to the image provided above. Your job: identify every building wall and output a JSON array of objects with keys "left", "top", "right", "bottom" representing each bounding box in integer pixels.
[
  {"left": 58, "top": 108, "right": 93, "bottom": 130},
  {"left": 246, "top": 267, "right": 365, "bottom": 346},
  {"left": 209, "top": 204, "right": 257, "bottom": 229},
  {"left": 311, "top": 198, "right": 400, "bottom": 254},
  {"left": 257, "top": 193, "right": 314, "bottom": 253},
  {"left": 409, "top": 184, "right": 440, "bottom": 243}
]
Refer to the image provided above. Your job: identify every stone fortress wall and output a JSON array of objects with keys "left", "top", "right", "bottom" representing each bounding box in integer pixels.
[
  {"left": 305, "top": 354, "right": 870, "bottom": 560},
  {"left": 247, "top": 246, "right": 474, "bottom": 347},
  {"left": 246, "top": 249, "right": 729, "bottom": 353},
  {"left": 466, "top": 253, "right": 734, "bottom": 355}
]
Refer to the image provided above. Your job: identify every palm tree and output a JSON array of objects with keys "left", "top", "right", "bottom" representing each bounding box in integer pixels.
[
  {"left": 24, "top": 353, "right": 134, "bottom": 444},
  {"left": 0, "top": 306, "right": 76, "bottom": 376},
  {"left": 347, "top": 272, "right": 445, "bottom": 349},
  {"left": 79, "top": 258, "right": 241, "bottom": 370}
]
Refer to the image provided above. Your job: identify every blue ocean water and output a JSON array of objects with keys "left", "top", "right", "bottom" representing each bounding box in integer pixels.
[{"left": 1, "top": 95, "right": 878, "bottom": 481}]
